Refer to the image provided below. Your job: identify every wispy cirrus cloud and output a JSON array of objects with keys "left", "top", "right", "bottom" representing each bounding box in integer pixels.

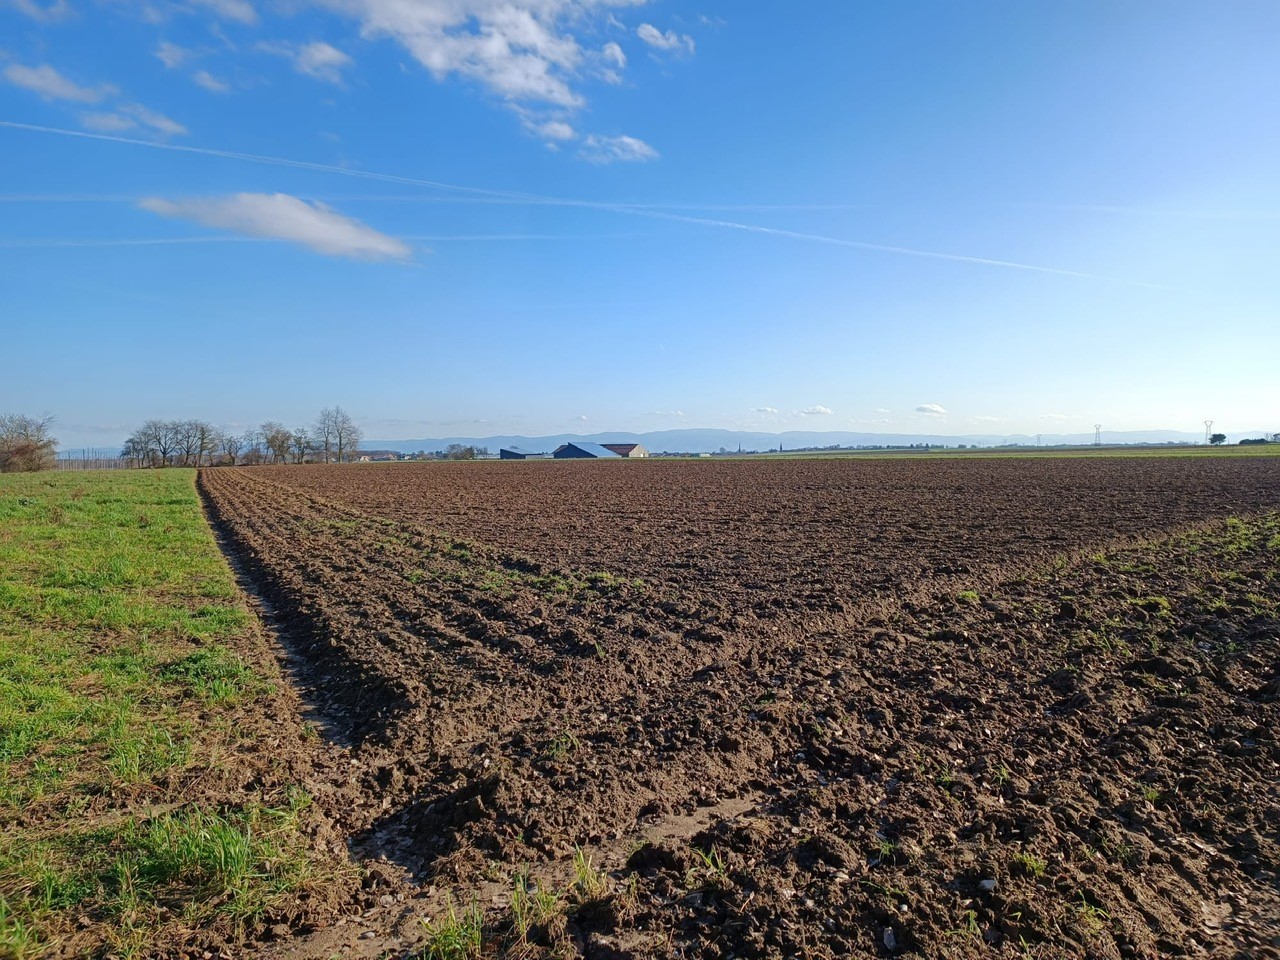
[
  {"left": 4, "top": 64, "right": 185, "bottom": 138},
  {"left": 6, "top": 0, "right": 72, "bottom": 21},
  {"left": 526, "top": 118, "right": 577, "bottom": 142},
  {"left": 637, "top": 23, "right": 694, "bottom": 55},
  {"left": 155, "top": 41, "right": 192, "bottom": 69},
  {"left": 83, "top": 103, "right": 187, "bottom": 137},
  {"left": 259, "top": 41, "right": 354, "bottom": 84},
  {"left": 3, "top": 63, "right": 115, "bottom": 102},
  {"left": 600, "top": 40, "right": 626, "bottom": 82},
  {"left": 138, "top": 192, "right": 411, "bottom": 261},
  {"left": 579, "top": 133, "right": 658, "bottom": 164},
  {"left": 293, "top": 41, "right": 353, "bottom": 83},
  {"left": 915, "top": 403, "right": 947, "bottom": 417},
  {"left": 192, "top": 69, "right": 230, "bottom": 92},
  {"left": 190, "top": 0, "right": 256, "bottom": 24}
]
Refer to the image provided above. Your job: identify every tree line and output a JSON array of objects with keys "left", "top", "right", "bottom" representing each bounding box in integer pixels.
[{"left": 121, "top": 407, "right": 363, "bottom": 467}]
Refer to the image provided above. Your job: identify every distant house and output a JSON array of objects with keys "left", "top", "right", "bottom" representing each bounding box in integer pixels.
[
  {"left": 552, "top": 442, "right": 622, "bottom": 459},
  {"left": 601, "top": 443, "right": 649, "bottom": 458},
  {"left": 500, "top": 446, "right": 548, "bottom": 460}
]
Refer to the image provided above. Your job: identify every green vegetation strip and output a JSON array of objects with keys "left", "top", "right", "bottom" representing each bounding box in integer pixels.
[{"left": 0, "top": 470, "right": 323, "bottom": 958}]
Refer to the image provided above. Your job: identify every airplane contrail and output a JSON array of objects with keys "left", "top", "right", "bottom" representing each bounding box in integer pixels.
[
  {"left": 0, "top": 121, "right": 547, "bottom": 201},
  {"left": 0, "top": 119, "right": 1162, "bottom": 285},
  {"left": 0, "top": 234, "right": 642, "bottom": 247},
  {"left": 608, "top": 208, "right": 1164, "bottom": 285},
  {"left": 0, "top": 236, "right": 265, "bottom": 247}
]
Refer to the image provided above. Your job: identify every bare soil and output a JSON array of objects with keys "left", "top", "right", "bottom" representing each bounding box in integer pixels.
[{"left": 196, "top": 458, "right": 1280, "bottom": 958}]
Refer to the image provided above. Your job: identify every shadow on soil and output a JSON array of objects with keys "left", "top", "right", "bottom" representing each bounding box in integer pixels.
[{"left": 199, "top": 482, "right": 414, "bottom": 750}]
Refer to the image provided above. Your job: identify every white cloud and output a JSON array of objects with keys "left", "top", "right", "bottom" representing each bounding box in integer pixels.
[
  {"left": 970, "top": 415, "right": 1003, "bottom": 423},
  {"left": 654, "top": 409, "right": 685, "bottom": 418},
  {"left": 597, "top": 40, "right": 626, "bottom": 83},
  {"left": 636, "top": 23, "right": 694, "bottom": 54},
  {"left": 601, "top": 41, "right": 626, "bottom": 68},
  {"left": 83, "top": 103, "right": 188, "bottom": 137},
  {"left": 529, "top": 118, "right": 576, "bottom": 141},
  {"left": 7, "top": 0, "right": 72, "bottom": 21},
  {"left": 1039, "top": 413, "right": 1069, "bottom": 422},
  {"left": 192, "top": 69, "right": 230, "bottom": 92},
  {"left": 579, "top": 133, "right": 658, "bottom": 163},
  {"left": 260, "top": 41, "right": 354, "bottom": 83},
  {"left": 800, "top": 405, "right": 833, "bottom": 416},
  {"left": 155, "top": 41, "right": 190, "bottom": 69},
  {"left": 3, "top": 63, "right": 187, "bottom": 138},
  {"left": 191, "top": 0, "right": 256, "bottom": 24},
  {"left": 138, "top": 193, "right": 411, "bottom": 261},
  {"left": 915, "top": 403, "right": 947, "bottom": 417},
  {"left": 127, "top": 104, "right": 187, "bottom": 136},
  {"left": 4, "top": 63, "right": 115, "bottom": 102},
  {"left": 873, "top": 407, "right": 890, "bottom": 415},
  {"left": 754, "top": 406, "right": 778, "bottom": 414},
  {"left": 332, "top": 0, "right": 659, "bottom": 112},
  {"left": 294, "top": 41, "right": 354, "bottom": 83}
]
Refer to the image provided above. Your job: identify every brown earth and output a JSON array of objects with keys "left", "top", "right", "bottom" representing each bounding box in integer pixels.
[
  {"left": 195, "top": 458, "right": 1280, "bottom": 959},
  {"left": 252, "top": 457, "right": 1280, "bottom": 622}
]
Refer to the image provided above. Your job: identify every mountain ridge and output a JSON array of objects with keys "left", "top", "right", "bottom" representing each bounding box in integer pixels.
[{"left": 366, "top": 428, "right": 1249, "bottom": 455}]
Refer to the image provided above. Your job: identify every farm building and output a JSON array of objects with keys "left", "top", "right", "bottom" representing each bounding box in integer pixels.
[
  {"left": 602, "top": 443, "right": 649, "bottom": 458},
  {"left": 500, "top": 446, "right": 548, "bottom": 460},
  {"left": 552, "top": 442, "right": 622, "bottom": 459}
]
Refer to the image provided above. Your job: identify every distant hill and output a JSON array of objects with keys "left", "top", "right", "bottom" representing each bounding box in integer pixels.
[{"left": 366, "top": 428, "right": 1219, "bottom": 456}]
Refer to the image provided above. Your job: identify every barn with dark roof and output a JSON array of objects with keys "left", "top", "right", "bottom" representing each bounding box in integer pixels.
[{"left": 552, "top": 442, "right": 622, "bottom": 459}]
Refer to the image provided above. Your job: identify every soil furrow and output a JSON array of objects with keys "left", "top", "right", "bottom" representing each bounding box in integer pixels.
[{"left": 197, "top": 460, "right": 1280, "bottom": 958}]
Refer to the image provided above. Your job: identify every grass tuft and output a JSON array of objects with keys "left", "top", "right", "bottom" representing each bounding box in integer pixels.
[{"left": 419, "top": 899, "right": 485, "bottom": 960}]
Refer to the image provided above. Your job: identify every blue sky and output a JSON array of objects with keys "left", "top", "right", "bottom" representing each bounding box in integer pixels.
[{"left": 2, "top": 0, "right": 1278, "bottom": 446}]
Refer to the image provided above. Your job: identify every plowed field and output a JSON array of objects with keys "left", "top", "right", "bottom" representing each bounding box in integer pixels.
[
  {"left": 252, "top": 457, "right": 1280, "bottom": 620},
  {"left": 197, "top": 457, "right": 1280, "bottom": 959}
]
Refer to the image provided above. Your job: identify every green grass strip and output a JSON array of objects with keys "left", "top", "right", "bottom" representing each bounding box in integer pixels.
[{"left": 0, "top": 470, "right": 319, "bottom": 957}]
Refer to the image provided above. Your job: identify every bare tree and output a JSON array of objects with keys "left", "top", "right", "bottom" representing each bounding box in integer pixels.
[
  {"left": 443, "top": 444, "right": 488, "bottom": 460},
  {"left": 331, "top": 406, "right": 361, "bottom": 463},
  {"left": 196, "top": 422, "right": 220, "bottom": 467},
  {"left": 315, "top": 408, "right": 336, "bottom": 463},
  {"left": 241, "top": 429, "right": 265, "bottom": 465},
  {"left": 139, "top": 419, "right": 176, "bottom": 467},
  {"left": 121, "top": 434, "right": 150, "bottom": 469},
  {"left": 0, "top": 413, "right": 58, "bottom": 472},
  {"left": 172, "top": 419, "right": 202, "bottom": 466},
  {"left": 261, "top": 422, "right": 292, "bottom": 464},
  {"left": 290, "top": 427, "right": 316, "bottom": 464},
  {"left": 220, "top": 431, "right": 244, "bottom": 466}
]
